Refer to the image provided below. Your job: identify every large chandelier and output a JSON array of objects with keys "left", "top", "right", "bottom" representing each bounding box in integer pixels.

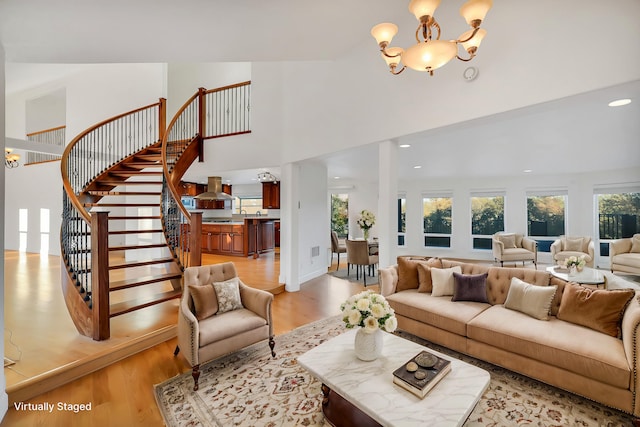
[
  {"left": 371, "top": 0, "right": 492, "bottom": 76},
  {"left": 5, "top": 148, "right": 20, "bottom": 168}
]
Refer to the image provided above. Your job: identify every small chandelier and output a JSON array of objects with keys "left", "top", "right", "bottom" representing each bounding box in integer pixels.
[
  {"left": 5, "top": 148, "right": 20, "bottom": 169},
  {"left": 371, "top": 0, "right": 492, "bottom": 76},
  {"left": 257, "top": 171, "right": 277, "bottom": 183}
]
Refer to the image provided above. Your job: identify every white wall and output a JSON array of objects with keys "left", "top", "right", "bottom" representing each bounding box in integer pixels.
[
  {"left": 275, "top": 0, "right": 640, "bottom": 164},
  {"left": 1, "top": 43, "right": 10, "bottom": 422},
  {"left": 297, "top": 161, "right": 329, "bottom": 283},
  {"left": 25, "top": 88, "right": 66, "bottom": 133},
  {"left": 4, "top": 64, "right": 166, "bottom": 255}
]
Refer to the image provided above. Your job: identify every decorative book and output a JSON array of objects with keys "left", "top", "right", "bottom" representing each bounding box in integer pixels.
[{"left": 392, "top": 350, "right": 452, "bottom": 398}]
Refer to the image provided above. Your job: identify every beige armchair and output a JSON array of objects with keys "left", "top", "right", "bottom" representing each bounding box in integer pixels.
[
  {"left": 550, "top": 236, "right": 595, "bottom": 267},
  {"left": 610, "top": 234, "right": 640, "bottom": 274},
  {"left": 492, "top": 232, "right": 537, "bottom": 268},
  {"left": 174, "top": 262, "right": 275, "bottom": 390},
  {"left": 331, "top": 230, "right": 347, "bottom": 270},
  {"left": 346, "top": 239, "right": 379, "bottom": 286}
]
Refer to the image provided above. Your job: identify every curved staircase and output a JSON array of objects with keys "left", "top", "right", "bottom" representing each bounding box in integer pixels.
[{"left": 61, "top": 82, "right": 252, "bottom": 340}]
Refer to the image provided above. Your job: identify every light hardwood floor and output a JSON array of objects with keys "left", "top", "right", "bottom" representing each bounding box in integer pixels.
[{"left": 2, "top": 250, "right": 372, "bottom": 426}]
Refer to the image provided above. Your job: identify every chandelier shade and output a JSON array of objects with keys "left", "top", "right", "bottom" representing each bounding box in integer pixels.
[
  {"left": 372, "top": 0, "right": 492, "bottom": 76},
  {"left": 5, "top": 148, "right": 20, "bottom": 168}
]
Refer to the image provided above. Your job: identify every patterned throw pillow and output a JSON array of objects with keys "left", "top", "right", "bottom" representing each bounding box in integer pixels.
[{"left": 213, "top": 277, "right": 244, "bottom": 314}]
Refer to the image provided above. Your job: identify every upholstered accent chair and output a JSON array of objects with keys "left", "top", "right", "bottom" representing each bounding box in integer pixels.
[
  {"left": 346, "top": 239, "right": 379, "bottom": 286},
  {"left": 610, "top": 234, "right": 640, "bottom": 274},
  {"left": 175, "top": 262, "right": 275, "bottom": 390},
  {"left": 550, "top": 236, "right": 595, "bottom": 267},
  {"left": 492, "top": 232, "right": 537, "bottom": 268},
  {"left": 330, "top": 230, "right": 347, "bottom": 270}
]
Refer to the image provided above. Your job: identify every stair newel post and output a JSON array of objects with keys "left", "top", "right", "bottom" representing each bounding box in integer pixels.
[
  {"left": 91, "top": 211, "right": 111, "bottom": 341},
  {"left": 158, "top": 97, "right": 167, "bottom": 144},
  {"left": 189, "top": 211, "right": 203, "bottom": 267},
  {"left": 197, "top": 87, "right": 207, "bottom": 162}
]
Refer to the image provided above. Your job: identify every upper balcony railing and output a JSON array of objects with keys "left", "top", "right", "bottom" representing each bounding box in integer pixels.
[{"left": 26, "top": 125, "right": 66, "bottom": 164}]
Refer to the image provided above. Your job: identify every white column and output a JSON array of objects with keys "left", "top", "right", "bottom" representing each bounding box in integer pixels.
[
  {"left": 280, "top": 162, "right": 301, "bottom": 292},
  {"left": 1, "top": 44, "right": 10, "bottom": 419},
  {"left": 377, "top": 140, "right": 398, "bottom": 268}
]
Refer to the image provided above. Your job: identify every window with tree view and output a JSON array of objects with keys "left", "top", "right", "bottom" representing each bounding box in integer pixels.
[
  {"left": 471, "top": 195, "right": 504, "bottom": 249},
  {"left": 597, "top": 192, "right": 640, "bottom": 256},
  {"left": 527, "top": 194, "right": 566, "bottom": 252},
  {"left": 423, "top": 197, "right": 452, "bottom": 248},
  {"left": 331, "top": 194, "right": 349, "bottom": 238},
  {"left": 398, "top": 197, "right": 406, "bottom": 246}
]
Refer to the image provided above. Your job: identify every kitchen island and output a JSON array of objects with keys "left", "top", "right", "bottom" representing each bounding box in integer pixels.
[{"left": 199, "top": 217, "right": 276, "bottom": 258}]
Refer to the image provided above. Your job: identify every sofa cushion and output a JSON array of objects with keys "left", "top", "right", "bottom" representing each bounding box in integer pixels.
[
  {"left": 467, "top": 305, "right": 631, "bottom": 389},
  {"left": 190, "top": 284, "right": 218, "bottom": 320},
  {"left": 213, "top": 277, "right": 244, "bottom": 314},
  {"left": 564, "top": 237, "right": 584, "bottom": 251},
  {"left": 486, "top": 267, "right": 550, "bottom": 305},
  {"left": 503, "top": 277, "right": 556, "bottom": 320},
  {"left": 557, "top": 283, "right": 634, "bottom": 338},
  {"left": 452, "top": 272, "right": 489, "bottom": 303},
  {"left": 199, "top": 308, "right": 267, "bottom": 344},
  {"left": 386, "top": 289, "right": 490, "bottom": 336},
  {"left": 397, "top": 257, "right": 442, "bottom": 292},
  {"left": 431, "top": 266, "right": 462, "bottom": 297},
  {"left": 417, "top": 263, "right": 433, "bottom": 293},
  {"left": 631, "top": 235, "right": 640, "bottom": 253},
  {"left": 612, "top": 253, "right": 640, "bottom": 269},
  {"left": 499, "top": 234, "right": 517, "bottom": 249}
]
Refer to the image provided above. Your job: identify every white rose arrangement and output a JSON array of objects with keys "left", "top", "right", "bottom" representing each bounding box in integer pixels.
[
  {"left": 563, "top": 255, "right": 586, "bottom": 270},
  {"left": 356, "top": 209, "right": 376, "bottom": 231},
  {"left": 340, "top": 290, "right": 397, "bottom": 334}
]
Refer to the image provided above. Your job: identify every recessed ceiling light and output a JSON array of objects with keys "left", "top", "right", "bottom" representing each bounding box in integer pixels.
[
  {"left": 608, "top": 98, "right": 632, "bottom": 107},
  {"left": 333, "top": 176, "right": 341, "bottom": 179},
  {"left": 399, "top": 144, "right": 411, "bottom": 148},
  {"left": 413, "top": 165, "right": 422, "bottom": 169},
  {"left": 523, "top": 169, "right": 532, "bottom": 173}
]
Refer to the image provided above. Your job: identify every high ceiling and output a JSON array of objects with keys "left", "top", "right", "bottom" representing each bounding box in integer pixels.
[{"left": 2, "top": 1, "right": 638, "bottom": 185}]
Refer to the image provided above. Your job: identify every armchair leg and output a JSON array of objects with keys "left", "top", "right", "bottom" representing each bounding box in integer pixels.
[
  {"left": 173, "top": 345, "right": 180, "bottom": 356},
  {"left": 336, "top": 253, "right": 340, "bottom": 271},
  {"left": 269, "top": 336, "right": 276, "bottom": 357},
  {"left": 192, "top": 365, "right": 201, "bottom": 391}
]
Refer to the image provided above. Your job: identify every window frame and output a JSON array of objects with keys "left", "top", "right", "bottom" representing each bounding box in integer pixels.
[
  {"left": 422, "top": 194, "right": 453, "bottom": 249},
  {"left": 470, "top": 192, "right": 505, "bottom": 250}
]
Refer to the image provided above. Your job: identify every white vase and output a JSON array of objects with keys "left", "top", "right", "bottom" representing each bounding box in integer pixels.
[
  {"left": 569, "top": 265, "right": 577, "bottom": 276},
  {"left": 354, "top": 328, "right": 383, "bottom": 361}
]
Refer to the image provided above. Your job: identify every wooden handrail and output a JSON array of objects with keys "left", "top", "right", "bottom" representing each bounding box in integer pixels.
[
  {"left": 204, "top": 80, "right": 251, "bottom": 95},
  {"left": 26, "top": 125, "right": 66, "bottom": 137}
]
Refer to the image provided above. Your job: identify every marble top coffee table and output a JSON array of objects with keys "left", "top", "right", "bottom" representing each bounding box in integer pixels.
[
  {"left": 546, "top": 266, "right": 606, "bottom": 287},
  {"left": 297, "top": 329, "right": 490, "bottom": 427}
]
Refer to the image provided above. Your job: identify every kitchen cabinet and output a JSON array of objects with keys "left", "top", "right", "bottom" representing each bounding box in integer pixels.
[
  {"left": 179, "top": 181, "right": 206, "bottom": 196},
  {"left": 244, "top": 219, "right": 275, "bottom": 258},
  {"left": 262, "top": 182, "right": 280, "bottom": 209},
  {"left": 201, "top": 224, "right": 243, "bottom": 256},
  {"left": 274, "top": 221, "right": 280, "bottom": 247}
]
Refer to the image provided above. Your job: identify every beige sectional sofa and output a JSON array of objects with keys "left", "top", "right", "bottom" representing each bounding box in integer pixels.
[{"left": 379, "top": 257, "right": 640, "bottom": 416}]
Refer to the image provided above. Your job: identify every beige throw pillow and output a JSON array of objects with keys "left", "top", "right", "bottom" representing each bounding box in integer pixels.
[
  {"left": 499, "top": 234, "right": 517, "bottom": 249},
  {"left": 564, "top": 237, "right": 584, "bottom": 252},
  {"left": 213, "top": 277, "right": 244, "bottom": 314},
  {"left": 190, "top": 284, "right": 218, "bottom": 320},
  {"left": 431, "top": 266, "right": 462, "bottom": 297},
  {"left": 631, "top": 235, "right": 640, "bottom": 253},
  {"left": 504, "top": 277, "right": 557, "bottom": 321}
]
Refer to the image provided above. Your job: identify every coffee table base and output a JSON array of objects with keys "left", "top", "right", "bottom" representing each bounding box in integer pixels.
[{"left": 321, "top": 383, "right": 381, "bottom": 427}]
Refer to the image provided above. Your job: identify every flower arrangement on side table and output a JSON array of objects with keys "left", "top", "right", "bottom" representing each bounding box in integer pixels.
[
  {"left": 340, "top": 290, "right": 397, "bottom": 361},
  {"left": 356, "top": 209, "right": 376, "bottom": 240}
]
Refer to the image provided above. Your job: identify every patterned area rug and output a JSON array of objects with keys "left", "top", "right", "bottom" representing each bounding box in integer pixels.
[
  {"left": 154, "top": 316, "right": 634, "bottom": 427},
  {"left": 329, "top": 267, "right": 379, "bottom": 286}
]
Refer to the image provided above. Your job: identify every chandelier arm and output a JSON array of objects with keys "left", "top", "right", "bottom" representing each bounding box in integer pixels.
[
  {"left": 457, "top": 27, "right": 480, "bottom": 44},
  {"left": 381, "top": 47, "right": 402, "bottom": 59},
  {"left": 390, "top": 65, "right": 406, "bottom": 75},
  {"left": 432, "top": 20, "right": 441, "bottom": 40},
  {"left": 456, "top": 54, "right": 475, "bottom": 62}
]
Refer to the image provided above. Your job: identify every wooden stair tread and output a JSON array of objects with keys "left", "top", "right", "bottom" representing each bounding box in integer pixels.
[
  {"left": 96, "top": 180, "right": 161, "bottom": 186},
  {"left": 109, "top": 171, "right": 163, "bottom": 176},
  {"left": 108, "top": 216, "right": 161, "bottom": 220},
  {"left": 109, "top": 243, "right": 168, "bottom": 251},
  {"left": 109, "top": 272, "right": 182, "bottom": 291},
  {"left": 83, "top": 203, "right": 160, "bottom": 208},
  {"left": 87, "top": 191, "right": 161, "bottom": 196},
  {"left": 109, "top": 257, "right": 176, "bottom": 270},
  {"left": 108, "top": 229, "right": 163, "bottom": 235},
  {"left": 109, "top": 289, "right": 182, "bottom": 318}
]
